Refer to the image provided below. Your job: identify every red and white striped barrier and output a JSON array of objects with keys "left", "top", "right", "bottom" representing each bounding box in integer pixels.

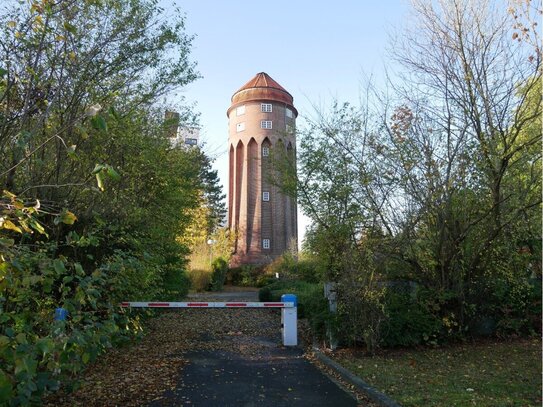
[
  {"left": 120, "top": 301, "right": 294, "bottom": 308},
  {"left": 121, "top": 294, "right": 298, "bottom": 346}
]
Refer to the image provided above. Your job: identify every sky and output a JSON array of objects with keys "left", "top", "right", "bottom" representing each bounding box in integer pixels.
[{"left": 164, "top": 0, "right": 410, "bottom": 246}]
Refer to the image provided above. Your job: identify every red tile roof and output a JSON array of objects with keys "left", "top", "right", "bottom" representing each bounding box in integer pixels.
[
  {"left": 235, "top": 72, "right": 290, "bottom": 95},
  {"left": 229, "top": 72, "right": 297, "bottom": 117}
]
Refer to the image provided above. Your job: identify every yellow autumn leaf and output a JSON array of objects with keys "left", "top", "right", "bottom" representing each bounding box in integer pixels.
[
  {"left": 60, "top": 210, "right": 77, "bottom": 225},
  {"left": 2, "top": 220, "right": 22, "bottom": 234}
]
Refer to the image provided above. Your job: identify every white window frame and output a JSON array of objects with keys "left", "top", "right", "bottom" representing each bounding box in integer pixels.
[
  {"left": 262, "top": 191, "right": 270, "bottom": 201},
  {"left": 261, "top": 120, "right": 272, "bottom": 129},
  {"left": 263, "top": 239, "right": 270, "bottom": 249},
  {"left": 261, "top": 103, "right": 272, "bottom": 113},
  {"left": 236, "top": 122, "right": 245, "bottom": 132},
  {"left": 262, "top": 146, "right": 269, "bottom": 157},
  {"left": 236, "top": 105, "right": 246, "bottom": 116},
  {"left": 286, "top": 108, "right": 293, "bottom": 118}
]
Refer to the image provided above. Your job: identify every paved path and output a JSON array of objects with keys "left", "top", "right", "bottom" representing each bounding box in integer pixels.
[
  {"left": 44, "top": 289, "right": 359, "bottom": 406},
  {"left": 149, "top": 291, "right": 357, "bottom": 407}
]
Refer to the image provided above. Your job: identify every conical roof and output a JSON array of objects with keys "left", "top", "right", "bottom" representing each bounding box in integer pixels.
[
  {"left": 228, "top": 72, "right": 297, "bottom": 117},
  {"left": 234, "top": 72, "right": 290, "bottom": 95}
]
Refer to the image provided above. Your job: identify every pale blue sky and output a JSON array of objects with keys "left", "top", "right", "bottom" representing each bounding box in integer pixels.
[{"left": 166, "top": 0, "right": 410, "bottom": 243}]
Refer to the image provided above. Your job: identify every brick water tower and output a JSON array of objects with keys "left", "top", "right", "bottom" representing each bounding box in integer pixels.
[{"left": 227, "top": 72, "right": 298, "bottom": 266}]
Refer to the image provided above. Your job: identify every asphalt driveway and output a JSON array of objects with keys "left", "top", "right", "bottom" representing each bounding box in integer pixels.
[{"left": 148, "top": 291, "right": 357, "bottom": 407}]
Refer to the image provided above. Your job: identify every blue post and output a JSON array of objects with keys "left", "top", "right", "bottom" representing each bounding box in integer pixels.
[
  {"left": 54, "top": 307, "right": 68, "bottom": 321},
  {"left": 281, "top": 293, "right": 297, "bottom": 307}
]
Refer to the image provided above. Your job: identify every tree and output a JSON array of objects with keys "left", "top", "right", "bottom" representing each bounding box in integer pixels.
[
  {"left": 291, "top": 0, "right": 541, "bottom": 345},
  {"left": 0, "top": 1, "right": 206, "bottom": 402},
  {"left": 195, "top": 149, "right": 227, "bottom": 235},
  {"left": 0, "top": 0, "right": 198, "bottom": 194},
  {"left": 389, "top": 0, "right": 541, "bottom": 282}
]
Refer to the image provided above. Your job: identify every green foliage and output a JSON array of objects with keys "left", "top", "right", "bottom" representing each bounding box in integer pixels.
[
  {"left": 258, "top": 286, "right": 272, "bottom": 302},
  {"left": 262, "top": 252, "right": 324, "bottom": 283},
  {"left": 472, "top": 259, "right": 540, "bottom": 337},
  {"left": 154, "top": 265, "right": 190, "bottom": 302},
  {"left": 227, "top": 265, "right": 264, "bottom": 287},
  {"left": 0, "top": 0, "right": 226, "bottom": 403},
  {"left": 287, "top": 0, "right": 541, "bottom": 348},
  {"left": 0, "top": 245, "right": 146, "bottom": 405},
  {"left": 258, "top": 280, "right": 331, "bottom": 332},
  {"left": 337, "top": 281, "right": 386, "bottom": 353},
  {"left": 196, "top": 153, "right": 227, "bottom": 236},
  {"left": 210, "top": 257, "right": 228, "bottom": 292},
  {"left": 188, "top": 269, "right": 212, "bottom": 292},
  {"left": 382, "top": 291, "right": 442, "bottom": 347}
]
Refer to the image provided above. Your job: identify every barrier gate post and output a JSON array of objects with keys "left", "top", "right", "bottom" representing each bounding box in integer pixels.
[{"left": 281, "top": 294, "right": 297, "bottom": 346}]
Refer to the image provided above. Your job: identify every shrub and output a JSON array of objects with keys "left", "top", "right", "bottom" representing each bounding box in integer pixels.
[
  {"left": 188, "top": 269, "right": 211, "bottom": 292},
  {"left": 258, "top": 280, "right": 332, "bottom": 336},
  {"left": 263, "top": 255, "right": 295, "bottom": 279},
  {"left": 382, "top": 291, "right": 442, "bottom": 347},
  {"left": 255, "top": 274, "right": 275, "bottom": 287},
  {"left": 258, "top": 286, "right": 272, "bottom": 302},
  {"left": 210, "top": 257, "right": 228, "bottom": 291},
  {"left": 227, "top": 265, "right": 263, "bottom": 287},
  {"left": 296, "top": 258, "right": 323, "bottom": 283},
  {"left": 337, "top": 282, "right": 386, "bottom": 353},
  {"left": 474, "top": 269, "right": 538, "bottom": 338},
  {"left": 162, "top": 266, "right": 191, "bottom": 300},
  {"left": 226, "top": 266, "right": 242, "bottom": 285},
  {"left": 0, "top": 248, "right": 147, "bottom": 405}
]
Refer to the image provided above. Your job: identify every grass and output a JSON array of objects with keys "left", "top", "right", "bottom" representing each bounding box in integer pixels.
[{"left": 333, "top": 338, "right": 542, "bottom": 407}]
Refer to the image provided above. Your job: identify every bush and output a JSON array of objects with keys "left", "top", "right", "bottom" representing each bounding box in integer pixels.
[
  {"left": 0, "top": 248, "right": 148, "bottom": 405},
  {"left": 382, "top": 291, "right": 442, "bottom": 347},
  {"left": 296, "top": 258, "right": 323, "bottom": 283},
  {"left": 258, "top": 286, "right": 272, "bottom": 302},
  {"left": 255, "top": 274, "right": 275, "bottom": 288},
  {"left": 210, "top": 257, "right": 228, "bottom": 291},
  {"left": 162, "top": 266, "right": 191, "bottom": 300},
  {"left": 263, "top": 255, "right": 295, "bottom": 279},
  {"left": 262, "top": 253, "right": 323, "bottom": 283},
  {"left": 227, "top": 265, "right": 263, "bottom": 287},
  {"left": 474, "top": 269, "right": 539, "bottom": 338},
  {"left": 337, "top": 282, "right": 386, "bottom": 353},
  {"left": 258, "top": 280, "right": 332, "bottom": 336},
  {"left": 188, "top": 269, "right": 211, "bottom": 292}
]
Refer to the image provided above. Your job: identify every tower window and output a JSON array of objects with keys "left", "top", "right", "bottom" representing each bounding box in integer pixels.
[
  {"left": 286, "top": 124, "right": 293, "bottom": 133},
  {"left": 286, "top": 108, "right": 293, "bottom": 118},
  {"left": 261, "top": 103, "right": 272, "bottom": 113},
  {"left": 236, "top": 122, "right": 245, "bottom": 132},
  {"left": 263, "top": 239, "right": 270, "bottom": 249},
  {"left": 236, "top": 105, "right": 245, "bottom": 116},
  {"left": 262, "top": 146, "right": 269, "bottom": 157},
  {"left": 261, "top": 120, "right": 272, "bottom": 129},
  {"left": 262, "top": 191, "right": 270, "bottom": 201}
]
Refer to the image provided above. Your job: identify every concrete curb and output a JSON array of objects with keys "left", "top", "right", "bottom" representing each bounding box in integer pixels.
[{"left": 312, "top": 347, "right": 402, "bottom": 407}]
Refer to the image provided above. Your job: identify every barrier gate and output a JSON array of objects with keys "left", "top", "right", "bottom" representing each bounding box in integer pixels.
[{"left": 120, "top": 293, "right": 298, "bottom": 346}]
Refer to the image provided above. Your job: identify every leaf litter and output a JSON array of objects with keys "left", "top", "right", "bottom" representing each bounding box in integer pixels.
[{"left": 44, "top": 292, "right": 375, "bottom": 406}]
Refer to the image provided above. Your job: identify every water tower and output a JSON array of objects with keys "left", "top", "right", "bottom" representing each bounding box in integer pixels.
[{"left": 227, "top": 72, "right": 298, "bottom": 266}]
